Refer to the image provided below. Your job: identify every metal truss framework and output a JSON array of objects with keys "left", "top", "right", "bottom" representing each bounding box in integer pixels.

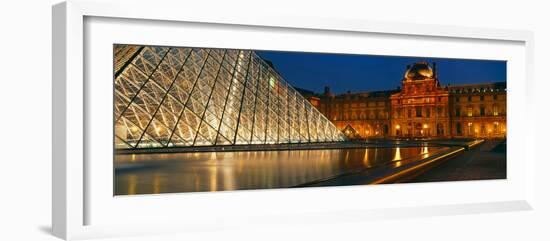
[{"left": 114, "top": 45, "right": 346, "bottom": 149}]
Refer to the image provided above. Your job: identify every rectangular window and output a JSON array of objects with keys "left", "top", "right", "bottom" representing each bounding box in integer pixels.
[
  {"left": 493, "top": 95, "right": 498, "bottom": 100},
  {"left": 416, "top": 107, "right": 422, "bottom": 117},
  {"left": 468, "top": 96, "right": 472, "bottom": 102},
  {"left": 407, "top": 109, "right": 412, "bottom": 118},
  {"left": 455, "top": 108, "right": 460, "bottom": 117},
  {"left": 467, "top": 107, "right": 473, "bottom": 117},
  {"left": 480, "top": 107, "right": 485, "bottom": 116},
  {"left": 493, "top": 108, "right": 499, "bottom": 116},
  {"left": 480, "top": 95, "right": 484, "bottom": 101},
  {"left": 455, "top": 97, "right": 459, "bottom": 102},
  {"left": 426, "top": 108, "right": 431, "bottom": 117}
]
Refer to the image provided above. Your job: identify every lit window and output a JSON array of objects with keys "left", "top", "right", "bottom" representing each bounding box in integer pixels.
[
  {"left": 467, "top": 107, "right": 473, "bottom": 117},
  {"left": 269, "top": 76, "right": 276, "bottom": 88},
  {"left": 493, "top": 107, "right": 499, "bottom": 116}
]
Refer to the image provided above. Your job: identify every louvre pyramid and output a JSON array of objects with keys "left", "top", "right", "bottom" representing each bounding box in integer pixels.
[{"left": 114, "top": 45, "right": 346, "bottom": 149}]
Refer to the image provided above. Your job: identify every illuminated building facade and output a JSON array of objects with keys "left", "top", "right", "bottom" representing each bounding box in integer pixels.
[
  {"left": 307, "top": 62, "right": 506, "bottom": 139},
  {"left": 114, "top": 45, "right": 345, "bottom": 150},
  {"left": 308, "top": 89, "right": 395, "bottom": 139}
]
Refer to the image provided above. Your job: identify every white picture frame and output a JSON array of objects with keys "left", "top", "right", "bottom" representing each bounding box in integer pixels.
[{"left": 52, "top": 0, "right": 535, "bottom": 240}]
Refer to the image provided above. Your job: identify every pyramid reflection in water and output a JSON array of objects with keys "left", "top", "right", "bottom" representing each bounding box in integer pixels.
[{"left": 114, "top": 45, "right": 345, "bottom": 149}]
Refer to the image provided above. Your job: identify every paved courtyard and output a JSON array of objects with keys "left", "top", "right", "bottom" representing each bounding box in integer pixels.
[{"left": 409, "top": 139, "right": 506, "bottom": 182}]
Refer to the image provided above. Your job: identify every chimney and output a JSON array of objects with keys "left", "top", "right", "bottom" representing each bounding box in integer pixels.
[{"left": 324, "top": 86, "right": 331, "bottom": 96}]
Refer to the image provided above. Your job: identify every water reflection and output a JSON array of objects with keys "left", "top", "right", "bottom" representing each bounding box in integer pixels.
[
  {"left": 422, "top": 146, "right": 429, "bottom": 154},
  {"left": 115, "top": 147, "right": 440, "bottom": 195},
  {"left": 421, "top": 146, "right": 430, "bottom": 158},
  {"left": 393, "top": 147, "right": 402, "bottom": 161}
]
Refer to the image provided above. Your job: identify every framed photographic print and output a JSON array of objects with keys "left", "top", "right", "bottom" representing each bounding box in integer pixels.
[{"left": 52, "top": 0, "right": 535, "bottom": 240}]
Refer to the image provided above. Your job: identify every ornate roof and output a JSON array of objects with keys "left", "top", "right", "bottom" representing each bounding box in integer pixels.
[{"left": 404, "top": 62, "right": 434, "bottom": 80}]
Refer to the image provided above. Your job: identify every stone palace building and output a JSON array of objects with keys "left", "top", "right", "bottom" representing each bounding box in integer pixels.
[{"left": 304, "top": 62, "right": 507, "bottom": 139}]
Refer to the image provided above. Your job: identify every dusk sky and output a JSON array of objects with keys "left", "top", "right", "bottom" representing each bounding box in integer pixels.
[{"left": 256, "top": 51, "right": 506, "bottom": 95}]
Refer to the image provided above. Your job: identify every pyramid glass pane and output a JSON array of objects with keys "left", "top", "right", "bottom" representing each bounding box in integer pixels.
[{"left": 114, "top": 45, "right": 346, "bottom": 149}]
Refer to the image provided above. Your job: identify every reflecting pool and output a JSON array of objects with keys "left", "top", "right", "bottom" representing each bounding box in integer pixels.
[{"left": 115, "top": 147, "right": 441, "bottom": 195}]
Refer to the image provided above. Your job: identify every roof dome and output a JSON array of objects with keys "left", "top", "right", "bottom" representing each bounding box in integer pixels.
[{"left": 404, "top": 62, "right": 434, "bottom": 80}]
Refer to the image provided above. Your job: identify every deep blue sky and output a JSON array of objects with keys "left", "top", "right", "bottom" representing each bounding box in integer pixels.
[{"left": 256, "top": 51, "right": 506, "bottom": 95}]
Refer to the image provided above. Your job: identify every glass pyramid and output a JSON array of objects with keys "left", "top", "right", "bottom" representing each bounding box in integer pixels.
[{"left": 114, "top": 45, "right": 346, "bottom": 149}]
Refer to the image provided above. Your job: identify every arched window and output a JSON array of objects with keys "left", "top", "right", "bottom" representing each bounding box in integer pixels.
[
  {"left": 493, "top": 122, "right": 500, "bottom": 134},
  {"left": 437, "top": 123, "right": 444, "bottom": 135},
  {"left": 378, "top": 110, "right": 385, "bottom": 119}
]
